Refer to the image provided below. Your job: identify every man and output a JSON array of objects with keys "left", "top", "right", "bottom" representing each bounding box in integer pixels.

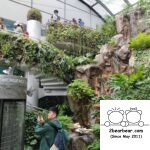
[
  {"left": 14, "top": 21, "right": 24, "bottom": 33},
  {"left": 51, "top": 9, "right": 60, "bottom": 23},
  {"left": 78, "top": 18, "right": 84, "bottom": 27},
  {"left": 35, "top": 106, "right": 62, "bottom": 150}
]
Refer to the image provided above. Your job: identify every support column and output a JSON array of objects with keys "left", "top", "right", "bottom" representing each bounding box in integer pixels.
[
  {"left": 64, "top": 0, "right": 67, "bottom": 19},
  {"left": 25, "top": 71, "right": 39, "bottom": 107}
]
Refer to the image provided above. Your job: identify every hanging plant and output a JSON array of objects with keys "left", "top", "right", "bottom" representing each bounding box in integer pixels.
[{"left": 0, "top": 31, "right": 93, "bottom": 83}]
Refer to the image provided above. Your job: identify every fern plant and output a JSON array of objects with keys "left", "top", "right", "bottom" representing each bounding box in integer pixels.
[{"left": 109, "top": 66, "right": 150, "bottom": 99}]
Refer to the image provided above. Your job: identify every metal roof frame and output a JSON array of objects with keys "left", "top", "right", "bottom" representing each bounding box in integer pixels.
[
  {"left": 78, "top": 0, "right": 106, "bottom": 22},
  {"left": 79, "top": 0, "right": 137, "bottom": 20}
]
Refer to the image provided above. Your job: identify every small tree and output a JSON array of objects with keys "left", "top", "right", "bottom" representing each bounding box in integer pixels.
[{"left": 27, "top": 8, "right": 42, "bottom": 22}]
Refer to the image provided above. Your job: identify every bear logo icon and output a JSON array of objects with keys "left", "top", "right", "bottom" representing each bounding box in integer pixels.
[{"left": 104, "top": 107, "right": 144, "bottom": 127}]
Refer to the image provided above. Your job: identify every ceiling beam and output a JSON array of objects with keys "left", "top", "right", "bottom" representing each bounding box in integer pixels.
[
  {"left": 79, "top": 0, "right": 106, "bottom": 22},
  {"left": 91, "top": 2, "right": 99, "bottom": 7},
  {"left": 123, "top": 0, "right": 131, "bottom": 5}
]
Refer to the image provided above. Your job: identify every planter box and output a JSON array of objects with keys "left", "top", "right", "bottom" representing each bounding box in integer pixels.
[{"left": 27, "top": 20, "right": 41, "bottom": 40}]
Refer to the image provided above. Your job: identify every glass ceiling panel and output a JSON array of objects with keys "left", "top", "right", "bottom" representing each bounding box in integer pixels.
[
  {"left": 80, "top": 0, "right": 140, "bottom": 21},
  {"left": 129, "top": 0, "right": 139, "bottom": 4},
  {"left": 101, "top": 0, "right": 127, "bottom": 14},
  {"left": 93, "top": 4, "right": 111, "bottom": 17},
  {"left": 82, "top": 0, "right": 97, "bottom": 6}
]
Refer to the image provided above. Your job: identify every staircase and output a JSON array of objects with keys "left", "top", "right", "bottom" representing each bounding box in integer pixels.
[{"left": 38, "top": 76, "right": 67, "bottom": 99}]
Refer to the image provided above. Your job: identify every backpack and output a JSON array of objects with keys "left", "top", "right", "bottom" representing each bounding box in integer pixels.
[
  {"left": 50, "top": 124, "right": 70, "bottom": 150},
  {"left": 54, "top": 128, "right": 69, "bottom": 150}
]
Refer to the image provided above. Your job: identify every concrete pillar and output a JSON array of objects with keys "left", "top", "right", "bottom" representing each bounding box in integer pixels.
[{"left": 25, "top": 71, "right": 39, "bottom": 107}]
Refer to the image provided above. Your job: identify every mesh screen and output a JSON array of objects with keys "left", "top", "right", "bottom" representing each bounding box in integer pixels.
[{"left": 0, "top": 101, "right": 25, "bottom": 150}]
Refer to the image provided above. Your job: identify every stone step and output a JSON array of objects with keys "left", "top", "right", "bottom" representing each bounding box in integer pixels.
[
  {"left": 44, "top": 86, "right": 67, "bottom": 90},
  {"left": 41, "top": 77, "right": 61, "bottom": 83},
  {"left": 41, "top": 81, "right": 66, "bottom": 86},
  {"left": 44, "top": 90, "right": 67, "bottom": 96}
]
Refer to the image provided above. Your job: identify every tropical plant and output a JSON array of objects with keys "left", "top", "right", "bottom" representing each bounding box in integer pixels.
[
  {"left": 109, "top": 66, "right": 150, "bottom": 99},
  {"left": 27, "top": 8, "right": 42, "bottom": 22},
  {"left": 25, "top": 111, "right": 42, "bottom": 147},
  {"left": 67, "top": 79, "right": 95, "bottom": 101},
  {"left": 87, "top": 139, "right": 100, "bottom": 150},
  {"left": 130, "top": 33, "right": 150, "bottom": 50}
]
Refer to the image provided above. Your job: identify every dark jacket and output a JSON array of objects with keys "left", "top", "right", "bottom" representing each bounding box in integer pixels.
[{"left": 35, "top": 119, "right": 62, "bottom": 150}]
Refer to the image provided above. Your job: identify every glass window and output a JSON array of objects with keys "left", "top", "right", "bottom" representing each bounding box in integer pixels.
[
  {"left": 129, "top": 0, "right": 139, "bottom": 4},
  {"left": 93, "top": 4, "right": 111, "bottom": 17},
  {"left": 101, "top": 0, "right": 127, "bottom": 14}
]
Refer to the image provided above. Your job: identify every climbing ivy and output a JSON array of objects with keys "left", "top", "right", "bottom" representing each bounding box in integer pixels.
[{"left": 0, "top": 31, "right": 93, "bottom": 83}]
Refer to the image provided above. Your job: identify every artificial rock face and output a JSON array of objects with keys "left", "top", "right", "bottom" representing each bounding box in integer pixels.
[
  {"left": 75, "top": 35, "right": 131, "bottom": 98},
  {"left": 116, "top": 8, "right": 147, "bottom": 38},
  {"left": 72, "top": 10, "right": 148, "bottom": 127},
  {"left": 73, "top": 35, "right": 131, "bottom": 127}
]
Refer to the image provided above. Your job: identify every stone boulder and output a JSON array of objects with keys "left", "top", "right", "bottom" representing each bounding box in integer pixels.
[{"left": 68, "top": 123, "right": 95, "bottom": 150}]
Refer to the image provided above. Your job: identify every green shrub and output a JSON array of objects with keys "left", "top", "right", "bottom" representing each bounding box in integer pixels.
[
  {"left": 25, "top": 111, "right": 41, "bottom": 146},
  {"left": 130, "top": 33, "right": 150, "bottom": 50},
  {"left": 46, "top": 22, "right": 115, "bottom": 57},
  {"left": 58, "top": 115, "right": 73, "bottom": 130},
  {"left": 100, "top": 16, "right": 116, "bottom": 36},
  {"left": 67, "top": 79, "right": 95, "bottom": 101},
  {"left": 0, "top": 31, "right": 93, "bottom": 83},
  {"left": 109, "top": 66, "right": 150, "bottom": 99},
  {"left": 87, "top": 139, "right": 100, "bottom": 150},
  {"left": 27, "top": 8, "right": 42, "bottom": 22},
  {"left": 91, "top": 124, "right": 100, "bottom": 137}
]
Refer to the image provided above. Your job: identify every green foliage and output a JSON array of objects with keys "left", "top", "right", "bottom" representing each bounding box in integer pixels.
[
  {"left": 135, "top": 49, "right": 150, "bottom": 67},
  {"left": 109, "top": 66, "right": 150, "bottom": 99},
  {"left": 130, "top": 33, "right": 150, "bottom": 50},
  {"left": 57, "top": 115, "right": 73, "bottom": 130},
  {"left": 100, "top": 16, "right": 117, "bottom": 36},
  {"left": 87, "top": 139, "right": 100, "bottom": 150},
  {"left": 91, "top": 124, "right": 100, "bottom": 137},
  {"left": 25, "top": 111, "right": 41, "bottom": 146},
  {"left": 46, "top": 22, "right": 114, "bottom": 57},
  {"left": 0, "top": 31, "right": 93, "bottom": 83},
  {"left": 27, "top": 8, "right": 42, "bottom": 22},
  {"left": 97, "top": 16, "right": 117, "bottom": 42},
  {"left": 67, "top": 79, "right": 95, "bottom": 101}
]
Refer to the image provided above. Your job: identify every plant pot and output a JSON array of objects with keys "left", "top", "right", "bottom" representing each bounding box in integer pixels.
[{"left": 27, "top": 20, "right": 41, "bottom": 40}]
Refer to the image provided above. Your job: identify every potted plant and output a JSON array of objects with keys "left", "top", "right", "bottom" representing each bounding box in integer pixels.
[{"left": 27, "top": 8, "right": 42, "bottom": 39}]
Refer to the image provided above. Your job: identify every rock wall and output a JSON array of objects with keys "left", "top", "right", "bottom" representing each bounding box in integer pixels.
[
  {"left": 76, "top": 34, "right": 131, "bottom": 97},
  {"left": 67, "top": 8, "right": 149, "bottom": 150},
  {"left": 116, "top": 8, "right": 148, "bottom": 39},
  {"left": 69, "top": 9, "right": 148, "bottom": 128},
  {"left": 75, "top": 8, "right": 148, "bottom": 97}
]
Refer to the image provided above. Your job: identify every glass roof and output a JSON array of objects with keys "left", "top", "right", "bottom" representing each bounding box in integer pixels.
[{"left": 79, "top": 0, "right": 139, "bottom": 21}]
